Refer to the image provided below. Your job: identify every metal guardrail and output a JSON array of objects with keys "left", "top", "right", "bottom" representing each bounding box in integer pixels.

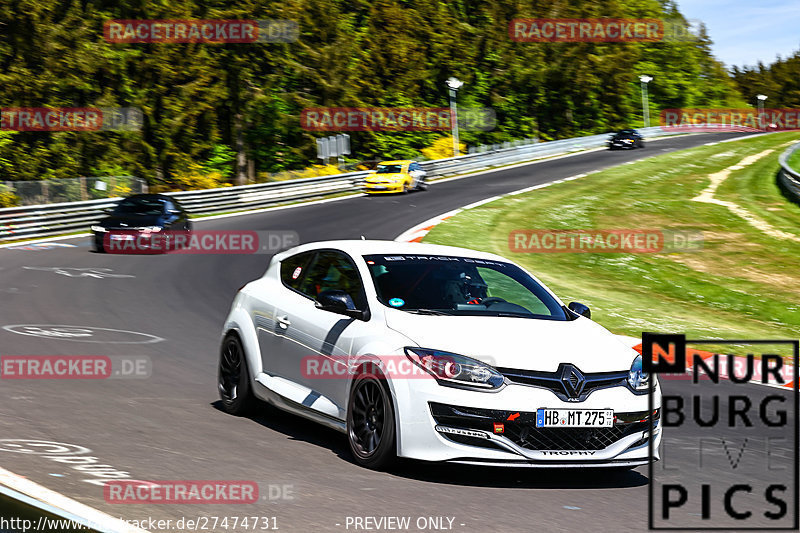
[
  {"left": 0, "top": 126, "right": 683, "bottom": 242},
  {"left": 778, "top": 142, "right": 800, "bottom": 205},
  {"left": 3, "top": 176, "right": 147, "bottom": 206}
]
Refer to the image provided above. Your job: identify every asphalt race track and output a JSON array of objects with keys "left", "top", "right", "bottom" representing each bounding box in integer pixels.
[{"left": 1, "top": 132, "right": 795, "bottom": 532}]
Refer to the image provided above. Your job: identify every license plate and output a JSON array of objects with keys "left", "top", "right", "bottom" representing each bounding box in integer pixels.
[
  {"left": 110, "top": 234, "right": 134, "bottom": 241},
  {"left": 536, "top": 408, "right": 614, "bottom": 427},
  {"left": 370, "top": 186, "right": 387, "bottom": 190}
]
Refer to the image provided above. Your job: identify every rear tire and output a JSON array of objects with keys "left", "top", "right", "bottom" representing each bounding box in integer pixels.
[
  {"left": 347, "top": 372, "right": 397, "bottom": 470},
  {"left": 218, "top": 333, "right": 257, "bottom": 415}
]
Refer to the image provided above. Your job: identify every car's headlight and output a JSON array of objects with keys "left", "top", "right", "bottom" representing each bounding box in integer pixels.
[
  {"left": 627, "top": 354, "right": 650, "bottom": 391},
  {"left": 91, "top": 225, "right": 107, "bottom": 232},
  {"left": 139, "top": 226, "right": 162, "bottom": 233},
  {"left": 404, "top": 347, "right": 505, "bottom": 390}
]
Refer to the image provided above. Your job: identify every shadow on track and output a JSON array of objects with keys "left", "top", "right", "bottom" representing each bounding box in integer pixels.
[
  {"left": 211, "top": 400, "right": 648, "bottom": 490},
  {"left": 387, "top": 460, "right": 648, "bottom": 490}
]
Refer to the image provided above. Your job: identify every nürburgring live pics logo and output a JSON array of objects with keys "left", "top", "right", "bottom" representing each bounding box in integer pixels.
[{"left": 643, "top": 333, "right": 798, "bottom": 530}]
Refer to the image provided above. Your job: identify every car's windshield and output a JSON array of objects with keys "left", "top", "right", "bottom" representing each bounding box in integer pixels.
[
  {"left": 375, "top": 164, "right": 404, "bottom": 174},
  {"left": 364, "top": 254, "right": 568, "bottom": 320},
  {"left": 618, "top": 129, "right": 637, "bottom": 135},
  {"left": 112, "top": 197, "right": 167, "bottom": 216}
]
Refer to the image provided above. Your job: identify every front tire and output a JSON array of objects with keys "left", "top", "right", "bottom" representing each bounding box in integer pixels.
[
  {"left": 347, "top": 373, "right": 397, "bottom": 469},
  {"left": 218, "top": 333, "right": 257, "bottom": 415}
]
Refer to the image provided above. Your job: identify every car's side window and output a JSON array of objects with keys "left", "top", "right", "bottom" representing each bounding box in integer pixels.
[
  {"left": 280, "top": 251, "right": 315, "bottom": 290},
  {"left": 299, "top": 251, "right": 368, "bottom": 309}
]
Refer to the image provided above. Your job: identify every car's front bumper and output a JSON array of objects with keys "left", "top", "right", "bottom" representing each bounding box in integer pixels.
[
  {"left": 609, "top": 142, "right": 637, "bottom": 149},
  {"left": 364, "top": 182, "right": 405, "bottom": 194},
  {"left": 390, "top": 375, "right": 661, "bottom": 467}
]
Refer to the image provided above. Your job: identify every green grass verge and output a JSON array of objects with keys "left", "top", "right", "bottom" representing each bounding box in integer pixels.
[{"left": 424, "top": 132, "right": 800, "bottom": 344}]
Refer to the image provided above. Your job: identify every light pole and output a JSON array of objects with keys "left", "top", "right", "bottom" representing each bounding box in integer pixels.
[
  {"left": 446, "top": 77, "right": 463, "bottom": 157},
  {"left": 756, "top": 94, "right": 767, "bottom": 130},
  {"left": 639, "top": 75, "right": 653, "bottom": 128}
]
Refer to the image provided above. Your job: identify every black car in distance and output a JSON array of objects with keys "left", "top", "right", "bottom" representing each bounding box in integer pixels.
[
  {"left": 91, "top": 193, "right": 192, "bottom": 252},
  {"left": 608, "top": 129, "right": 645, "bottom": 150}
]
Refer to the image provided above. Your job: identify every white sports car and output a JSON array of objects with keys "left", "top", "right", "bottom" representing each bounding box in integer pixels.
[{"left": 218, "top": 240, "right": 661, "bottom": 469}]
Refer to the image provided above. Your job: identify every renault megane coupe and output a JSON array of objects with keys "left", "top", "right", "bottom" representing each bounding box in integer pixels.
[{"left": 218, "top": 240, "right": 661, "bottom": 469}]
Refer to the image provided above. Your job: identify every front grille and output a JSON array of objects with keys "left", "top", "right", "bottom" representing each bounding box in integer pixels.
[
  {"left": 431, "top": 402, "right": 657, "bottom": 452},
  {"left": 496, "top": 364, "right": 630, "bottom": 401},
  {"left": 508, "top": 423, "right": 646, "bottom": 451}
]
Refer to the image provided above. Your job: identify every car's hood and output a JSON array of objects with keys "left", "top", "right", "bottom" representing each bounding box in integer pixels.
[
  {"left": 384, "top": 310, "right": 637, "bottom": 373},
  {"left": 100, "top": 214, "right": 163, "bottom": 228}
]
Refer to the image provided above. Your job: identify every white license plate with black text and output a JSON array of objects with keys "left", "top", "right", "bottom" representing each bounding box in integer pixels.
[{"left": 536, "top": 408, "right": 614, "bottom": 427}]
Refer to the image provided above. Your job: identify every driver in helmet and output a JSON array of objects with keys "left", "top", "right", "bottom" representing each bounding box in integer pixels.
[{"left": 441, "top": 269, "right": 489, "bottom": 307}]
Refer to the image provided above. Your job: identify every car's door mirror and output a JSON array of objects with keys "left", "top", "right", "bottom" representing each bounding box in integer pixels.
[
  {"left": 568, "top": 301, "right": 591, "bottom": 319},
  {"left": 315, "top": 290, "right": 367, "bottom": 320}
]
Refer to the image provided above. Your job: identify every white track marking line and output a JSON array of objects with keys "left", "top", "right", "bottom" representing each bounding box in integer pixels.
[
  {"left": 395, "top": 172, "right": 591, "bottom": 242},
  {"left": 196, "top": 191, "right": 367, "bottom": 222},
  {"left": 0, "top": 466, "right": 149, "bottom": 533},
  {"left": 692, "top": 142, "right": 800, "bottom": 242},
  {"left": 0, "top": 233, "right": 90, "bottom": 249}
]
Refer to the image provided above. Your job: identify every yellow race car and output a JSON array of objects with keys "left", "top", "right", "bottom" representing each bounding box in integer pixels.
[{"left": 363, "top": 160, "right": 428, "bottom": 194}]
